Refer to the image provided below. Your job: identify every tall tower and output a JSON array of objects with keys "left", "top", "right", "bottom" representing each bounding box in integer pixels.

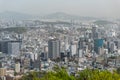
[
  {"left": 77, "top": 38, "right": 85, "bottom": 58},
  {"left": 48, "top": 39, "right": 60, "bottom": 59},
  {"left": 94, "top": 39, "right": 104, "bottom": 54},
  {"left": 92, "top": 26, "right": 99, "bottom": 39},
  {"left": 15, "top": 62, "right": 20, "bottom": 73}
]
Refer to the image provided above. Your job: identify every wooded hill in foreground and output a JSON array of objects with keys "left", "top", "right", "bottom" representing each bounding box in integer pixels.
[{"left": 20, "top": 66, "right": 120, "bottom": 80}]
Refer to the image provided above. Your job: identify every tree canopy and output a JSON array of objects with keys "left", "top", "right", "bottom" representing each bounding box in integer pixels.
[{"left": 20, "top": 67, "right": 120, "bottom": 80}]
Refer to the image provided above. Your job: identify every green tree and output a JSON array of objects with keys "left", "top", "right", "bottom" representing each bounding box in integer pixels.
[
  {"left": 117, "top": 67, "right": 120, "bottom": 74},
  {"left": 77, "top": 69, "right": 120, "bottom": 80},
  {"left": 20, "top": 68, "right": 120, "bottom": 80},
  {"left": 41, "top": 66, "right": 75, "bottom": 80}
]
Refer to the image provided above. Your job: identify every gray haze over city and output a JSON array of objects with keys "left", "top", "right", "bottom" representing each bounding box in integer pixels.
[
  {"left": 1, "top": 0, "right": 120, "bottom": 80},
  {"left": 0, "top": 0, "right": 120, "bottom": 18}
]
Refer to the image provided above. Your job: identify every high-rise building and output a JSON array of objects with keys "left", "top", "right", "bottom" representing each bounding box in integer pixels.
[
  {"left": 48, "top": 39, "right": 60, "bottom": 59},
  {"left": 77, "top": 38, "right": 85, "bottom": 57},
  {"left": 0, "top": 62, "right": 2, "bottom": 68},
  {"left": 92, "top": 26, "right": 101, "bottom": 39},
  {"left": 78, "top": 38, "right": 84, "bottom": 49},
  {"left": 22, "top": 58, "right": 31, "bottom": 69},
  {"left": 94, "top": 39, "right": 104, "bottom": 54},
  {"left": 78, "top": 49, "right": 83, "bottom": 58},
  {"left": 0, "top": 40, "right": 21, "bottom": 55},
  {"left": 60, "top": 52, "right": 65, "bottom": 61},
  {"left": 15, "top": 62, "right": 20, "bottom": 73},
  {"left": 70, "top": 43, "right": 77, "bottom": 56},
  {"left": 84, "top": 30, "right": 92, "bottom": 39},
  {"left": 0, "top": 68, "right": 6, "bottom": 76},
  {"left": 109, "top": 42, "right": 117, "bottom": 52}
]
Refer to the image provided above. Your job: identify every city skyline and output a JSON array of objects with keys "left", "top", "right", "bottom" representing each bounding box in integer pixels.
[{"left": 1, "top": 0, "right": 120, "bottom": 80}]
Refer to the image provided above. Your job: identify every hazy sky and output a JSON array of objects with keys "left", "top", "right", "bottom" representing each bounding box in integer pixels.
[{"left": 0, "top": 0, "right": 120, "bottom": 18}]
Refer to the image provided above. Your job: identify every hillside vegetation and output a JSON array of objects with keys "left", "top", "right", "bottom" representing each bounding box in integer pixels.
[
  {"left": 0, "top": 27, "right": 27, "bottom": 34},
  {"left": 20, "top": 67, "right": 120, "bottom": 80}
]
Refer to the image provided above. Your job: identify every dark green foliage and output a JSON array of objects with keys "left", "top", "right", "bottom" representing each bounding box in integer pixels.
[
  {"left": 20, "top": 68, "right": 120, "bottom": 80},
  {"left": 94, "top": 20, "right": 114, "bottom": 25},
  {"left": 77, "top": 69, "right": 120, "bottom": 80},
  {"left": 117, "top": 67, "right": 120, "bottom": 74},
  {"left": 0, "top": 27, "right": 27, "bottom": 34},
  {"left": 20, "top": 71, "right": 46, "bottom": 80}
]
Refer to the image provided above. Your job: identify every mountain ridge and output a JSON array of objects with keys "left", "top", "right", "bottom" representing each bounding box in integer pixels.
[
  {"left": 0, "top": 11, "right": 99, "bottom": 20},
  {"left": 42, "top": 12, "right": 99, "bottom": 20}
]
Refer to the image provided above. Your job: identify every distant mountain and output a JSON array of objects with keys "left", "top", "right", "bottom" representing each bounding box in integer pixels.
[
  {"left": 0, "top": 11, "right": 33, "bottom": 20},
  {"left": 42, "top": 12, "right": 99, "bottom": 20},
  {"left": 0, "top": 11, "right": 99, "bottom": 20}
]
